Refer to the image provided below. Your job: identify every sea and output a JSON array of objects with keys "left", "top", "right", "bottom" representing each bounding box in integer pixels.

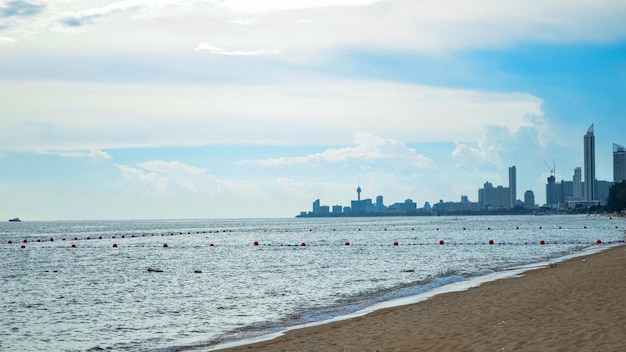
[{"left": 1, "top": 215, "right": 624, "bottom": 352}]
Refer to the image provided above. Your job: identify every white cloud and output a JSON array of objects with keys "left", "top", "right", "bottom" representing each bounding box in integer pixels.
[
  {"left": 194, "top": 42, "right": 280, "bottom": 56},
  {"left": 116, "top": 160, "right": 211, "bottom": 192},
  {"left": 2, "top": 0, "right": 625, "bottom": 56},
  {"left": 0, "top": 79, "right": 543, "bottom": 152},
  {"left": 245, "top": 132, "right": 434, "bottom": 169},
  {"left": 59, "top": 149, "right": 113, "bottom": 159}
]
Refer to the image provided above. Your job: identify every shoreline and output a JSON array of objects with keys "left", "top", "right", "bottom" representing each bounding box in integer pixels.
[{"left": 210, "top": 242, "right": 626, "bottom": 351}]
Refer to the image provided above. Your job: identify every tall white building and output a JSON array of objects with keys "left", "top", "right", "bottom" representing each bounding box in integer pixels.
[{"left": 584, "top": 124, "right": 596, "bottom": 201}]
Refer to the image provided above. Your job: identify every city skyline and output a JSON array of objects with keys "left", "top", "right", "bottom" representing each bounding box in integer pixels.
[{"left": 1, "top": 1, "right": 626, "bottom": 220}]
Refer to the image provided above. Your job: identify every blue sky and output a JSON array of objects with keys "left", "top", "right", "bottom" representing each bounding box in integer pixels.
[{"left": 1, "top": 0, "right": 625, "bottom": 220}]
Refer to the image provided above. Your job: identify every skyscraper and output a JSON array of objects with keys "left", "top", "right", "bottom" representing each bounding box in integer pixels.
[
  {"left": 509, "top": 166, "right": 516, "bottom": 208},
  {"left": 524, "top": 190, "right": 535, "bottom": 209},
  {"left": 584, "top": 124, "right": 596, "bottom": 201},
  {"left": 573, "top": 167, "right": 583, "bottom": 199},
  {"left": 614, "top": 143, "right": 626, "bottom": 183}
]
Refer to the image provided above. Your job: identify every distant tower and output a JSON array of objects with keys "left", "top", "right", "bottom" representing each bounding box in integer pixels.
[
  {"left": 614, "top": 143, "right": 626, "bottom": 183},
  {"left": 584, "top": 124, "right": 596, "bottom": 201},
  {"left": 573, "top": 167, "right": 583, "bottom": 198},
  {"left": 357, "top": 185, "right": 361, "bottom": 202},
  {"left": 509, "top": 166, "right": 517, "bottom": 208},
  {"left": 524, "top": 190, "right": 535, "bottom": 209}
]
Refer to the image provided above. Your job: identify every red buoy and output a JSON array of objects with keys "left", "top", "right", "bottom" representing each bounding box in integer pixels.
[
  {"left": 49, "top": 238, "right": 54, "bottom": 242},
  {"left": 393, "top": 241, "right": 399, "bottom": 246},
  {"left": 163, "top": 243, "right": 168, "bottom": 248},
  {"left": 23, "top": 239, "right": 27, "bottom": 243},
  {"left": 345, "top": 242, "right": 350, "bottom": 246},
  {"left": 36, "top": 239, "right": 41, "bottom": 243},
  {"left": 439, "top": 240, "right": 444, "bottom": 245},
  {"left": 7, "top": 240, "right": 12, "bottom": 244},
  {"left": 98, "top": 236, "right": 102, "bottom": 240},
  {"left": 539, "top": 226, "right": 542, "bottom": 230},
  {"left": 488, "top": 239, "right": 494, "bottom": 245},
  {"left": 21, "top": 245, "right": 26, "bottom": 249},
  {"left": 253, "top": 241, "right": 259, "bottom": 246},
  {"left": 71, "top": 244, "right": 77, "bottom": 248},
  {"left": 596, "top": 239, "right": 602, "bottom": 244},
  {"left": 584, "top": 226, "right": 587, "bottom": 229},
  {"left": 86, "top": 236, "right": 90, "bottom": 240},
  {"left": 516, "top": 226, "right": 519, "bottom": 230},
  {"left": 300, "top": 242, "right": 306, "bottom": 247},
  {"left": 73, "top": 237, "right": 78, "bottom": 240},
  {"left": 540, "top": 240, "right": 545, "bottom": 245},
  {"left": 558, "top": 226, "right": 562, "bottom": 229},
  {"left": 487, "top": 227, "right": 491, "bottom": 231},
  {"left": 209, "top": 243, "right": 215, "bottom": 247},
  {"left": 112, "top": 243, "right": 118, "bottom": 248}
]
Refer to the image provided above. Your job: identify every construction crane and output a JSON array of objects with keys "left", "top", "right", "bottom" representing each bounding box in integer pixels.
[{"left": 544, "top": 160, "right": 556, "bottom": 178}]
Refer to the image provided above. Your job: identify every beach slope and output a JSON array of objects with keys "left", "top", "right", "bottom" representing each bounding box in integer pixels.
[{"left": 216, "top": 245, "right": 626, "bottom": 352}]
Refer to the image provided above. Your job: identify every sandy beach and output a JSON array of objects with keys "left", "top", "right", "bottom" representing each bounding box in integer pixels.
[{"left": 216, "top": 244, "right": 626, "bottom": 352}]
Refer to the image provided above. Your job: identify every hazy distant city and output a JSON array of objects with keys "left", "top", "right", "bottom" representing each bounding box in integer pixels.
[{"left": 298, "top": 124, "right": 626, "bottom": 217}]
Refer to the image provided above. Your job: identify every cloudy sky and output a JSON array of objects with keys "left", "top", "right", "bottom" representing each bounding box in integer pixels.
[{"left": 1, "top": 0, "right": 625, "bottom": 220}]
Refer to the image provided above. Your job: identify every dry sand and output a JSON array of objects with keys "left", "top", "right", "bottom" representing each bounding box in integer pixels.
[{"left": 215, "top": 244, "right": 626, "bottom": 352}]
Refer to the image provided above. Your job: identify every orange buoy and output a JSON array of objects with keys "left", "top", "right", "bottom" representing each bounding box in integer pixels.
[
  {"left": 540, "top": 240, "right": 545, "bottom": 245},
  {"left": 488, "top": 239, "right": 494, "bottom": 245},
  {"left": 393, "top": 241, "right": 399, "bottom": 246}
]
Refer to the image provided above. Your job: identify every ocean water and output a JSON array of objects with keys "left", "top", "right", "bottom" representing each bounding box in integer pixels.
[{"left": 0, "top": 215, "right": 624, "bottom": 352}]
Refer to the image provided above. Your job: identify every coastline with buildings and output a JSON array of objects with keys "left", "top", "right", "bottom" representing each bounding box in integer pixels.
[{"left": 297, "top": 124, "right": 626, "bottom": 218}]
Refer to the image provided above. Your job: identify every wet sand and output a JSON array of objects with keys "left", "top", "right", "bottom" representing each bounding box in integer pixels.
[{"left": 215, "top": 244, "right": 626, "bottom": 352}]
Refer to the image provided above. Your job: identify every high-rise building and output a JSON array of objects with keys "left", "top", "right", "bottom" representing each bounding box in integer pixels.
[
  {"left": 524, "top": 190, "right": 535, "bottom": 209},
  {"left": 614, "top": 143, "right": 626, "bottom": 183},
  {"left": 478, "top": 181, "right": 510, "bottom": 210},
  {"left": 584, "top": 124, "right": 596, "bottom": 201},
  {"left": 509, "top": 166, "right": 516, "bottom": 208},
  {"left": 545, "top": 175, "right": 561, "bottom": 208},
  {"left": 573, "top": 167, "right": 583, "bottom": 198}
]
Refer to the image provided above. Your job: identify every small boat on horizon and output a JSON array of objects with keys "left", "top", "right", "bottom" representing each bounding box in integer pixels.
[{"left": 8, "top": 217, "right": 21, "bottom": 222}]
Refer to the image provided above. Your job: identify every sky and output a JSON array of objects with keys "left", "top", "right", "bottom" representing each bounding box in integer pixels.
[{"left": 1, "top": 0, "right": 625, "bottom": 220}]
